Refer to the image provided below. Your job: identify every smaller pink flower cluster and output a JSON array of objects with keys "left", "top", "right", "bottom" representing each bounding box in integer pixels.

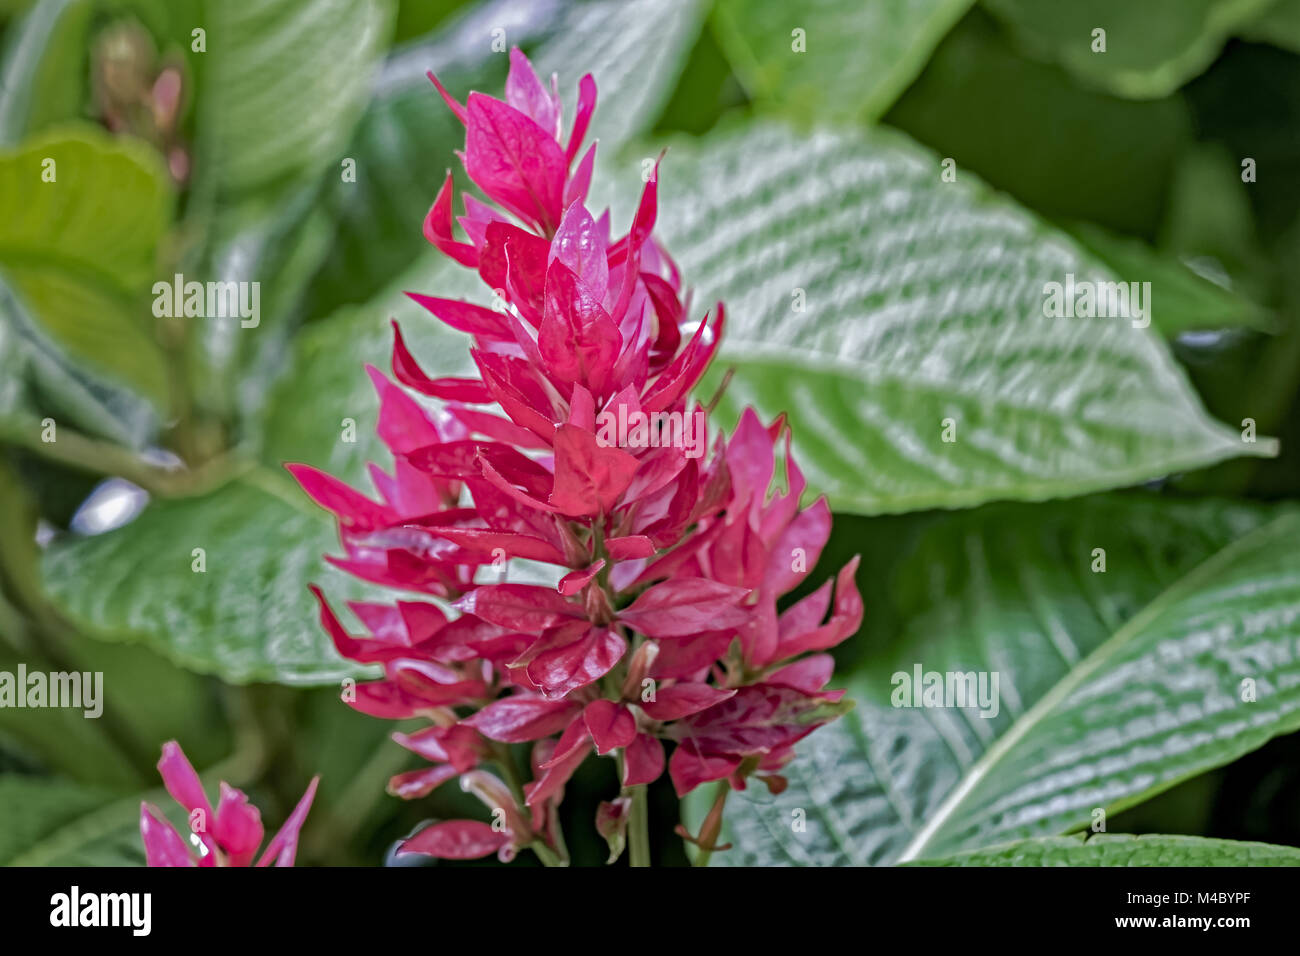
[
  {"left": 288, "top": 49, "right": 861, "bottom": 863},
  {"left": 140, "top": 741, "right": 317, "bottom": 867}
]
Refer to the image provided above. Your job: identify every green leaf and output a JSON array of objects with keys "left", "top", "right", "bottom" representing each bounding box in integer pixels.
[
  {"left": 686, "top": 495, "right": 1294, "bottom": 865},
  {"left": 260, "top": 250, "right": 478, "bottom": 485},
  {"left": 180, "top": 0, "right": 395, "bottom": 417},
  {"left": 0, "top": 776, "right": 144, "bottom": 866},
  {"left": 0, "top": 650, "right": 144, "bottom": 789},
  {"left": 0, "top": 0, "right": 92, "bottom": 143},
  {"left": 900, "top": 508, "right": 1300, "bottom": 860},
  {"left": 40, "top": 470, "right": 381, "bottom": 685},
  {"left": 910, "top": 832, "right": 1300, "bottom": 865},
  {"left": 0, "top": 277, "right": 158, "bottom": 447},
  {"left": 1240, "top": 0, "right": 1300, "bottom": 52},
  {"left": 1065, "top": 221, "right": 1275, "bottom": 336},
  {"left": 653, "top": 122, "right": 1269, "bottom": 515},
  {"left": 1159, "top": 144, "right": 1273, "bottom": 304},
  {"left": 886, "top": 9, "right": 1192, "bottom": 237},
  {"left": 294, "top": 21, "right": 504, "bottom": 320},
  {"left": 192, "top": 0, "right": 394, "bottom": 199},
  {"left": 38, "top": 257, "right": 475, "bottom": 689},
  {"left": 712, "top": 0, "right": 972, "bottom": 121},
  {"left": 983, "top": 0, "right": 1276, "bottom": 99},
  {"left": 0, "top": 125, "right": 172, "bottom": 404},
  {"left": 0, "top": 634, "right": 225, "bottom": 786}
]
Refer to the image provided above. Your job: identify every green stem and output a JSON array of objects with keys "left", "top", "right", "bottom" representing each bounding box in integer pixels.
[
  {"left": 491, "top": 744, "right": 526, "bottom": 804},
  {"left": 531, "top": 840, "right": 563, "bottom": 866},
  {"left": 693, "top": 780, "right": 731, "bottom": 867},
  {"left": 0, "top": 418, "right": 242, "bottom": 497},
  {"left": 492, "top": 744, "right": 569, "bottom": 866},
  {"left": 628, "top": 783, "right": 651, "bottom": 867}
]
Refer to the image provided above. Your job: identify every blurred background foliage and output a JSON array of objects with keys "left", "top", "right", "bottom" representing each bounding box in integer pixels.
[{"left": 0, "top": 0, "right": 1298, "bottom": 866}]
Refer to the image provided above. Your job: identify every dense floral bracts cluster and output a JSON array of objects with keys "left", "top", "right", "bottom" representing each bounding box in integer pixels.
[
  {"left": 139, "top": 741, "right": 318, "bottom": 867},
  {"left": 288, "top": 49, "right": 862, "bottom": 864}
]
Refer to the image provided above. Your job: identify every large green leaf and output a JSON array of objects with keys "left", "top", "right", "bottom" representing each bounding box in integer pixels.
[
  {"left": 1160, "top": 144, "right": 1272, "bottom": 300},
  {"left": 36, "top": 253, "right": 478, "bottom": 688},
  {"left": 0, "top": 643, "right": 144, "bottom": 789},
  {"left": 0, "top": 125, "right": 171, "bottom": 404},
  {"left": 181, "top": 0, "right": 394, "bottom": 416},
  {"left": 0, "top": 277, "right": 158, "bottom": 447},
  {"left": 1065, "top": 222, "right": 1274, "bottom": 336},
  {"left": 0, "top": 776, "right": 144, "bottom": 866},
  {"left": 0, "top": 0, "right": 91, "bottom": 144},
  {"left": 652, "top": 122, "right": 1269, "bottom": 515},
  {"left": 911, "top": 832, "right": 1300, "bottom": 865},
  {"left": 712, "top": 0, "right": 972, "bottom": 121},
  {"left": 261, "top": 250, "right": 478, "bottom": 485},
  {"left": 0, "top": 633, "right": 224, "bottom": 786},
  {"left": 40, "top": 470, "right": 382, "bottom": 685},
  {"left": 191, "top": 0, "right": 393, "bottom": 199},
  {"left": 901, "top": 508, "right": 1300, "bottom": 860},
  {"left": 886, "top": 9, "right": 1192, "bottom": 237},
  {"left": 687, "top": 495, "right": 1297, "bottom": 865},
  {"left": 1240, "top": 0, "right": 1300, "bottom": 52},
  {"left": 983, "top": 0, "right": 1276, "bottom": 99}
]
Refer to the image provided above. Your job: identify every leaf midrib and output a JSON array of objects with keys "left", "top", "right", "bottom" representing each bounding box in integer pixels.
[{"left": 894, "top": 509, "right": 1300, "bottom": 862}]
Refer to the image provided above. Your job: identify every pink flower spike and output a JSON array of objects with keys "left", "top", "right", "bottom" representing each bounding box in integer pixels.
[{"left": 298, "top": 53, "right": 863, "bottom": 863}]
